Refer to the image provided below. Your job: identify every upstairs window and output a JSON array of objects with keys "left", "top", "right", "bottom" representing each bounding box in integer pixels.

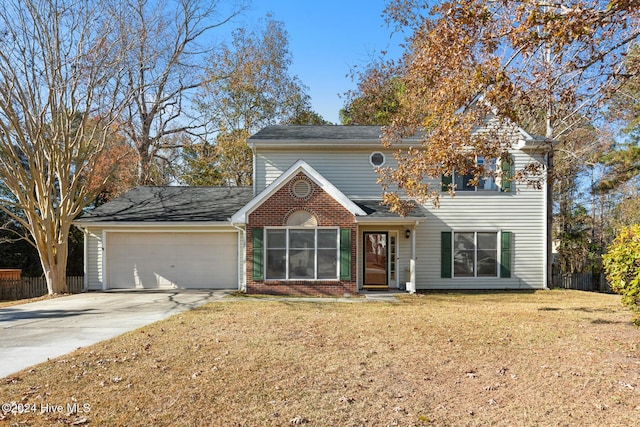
[
  {"left": 442, "top": 156, "right": 512, "bottom": 192},
  {"left": 453, "top": 158, "right": 497, "bottom": 191}
]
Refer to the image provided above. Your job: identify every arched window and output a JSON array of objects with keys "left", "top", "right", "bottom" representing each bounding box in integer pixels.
[{"left": 286, "top": 210, "right": 318, "bottom": 227}]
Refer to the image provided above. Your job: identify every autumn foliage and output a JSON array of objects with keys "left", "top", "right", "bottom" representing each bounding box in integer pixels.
[
  {"left": 87, "top": 137, "right": 138, "bottom": 205},
  {"left": 352, "top": 0, "right": 640, "bottom": 214}
]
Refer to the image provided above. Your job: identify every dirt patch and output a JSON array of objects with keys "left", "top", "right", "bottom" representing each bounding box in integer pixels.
[{"left": 1, "top": 290, "right": 638, "bottom": 426}]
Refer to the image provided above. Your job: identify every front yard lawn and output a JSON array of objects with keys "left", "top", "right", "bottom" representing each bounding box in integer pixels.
[{"left": 1, "top": 290, "right": 638, "bottom": 426}]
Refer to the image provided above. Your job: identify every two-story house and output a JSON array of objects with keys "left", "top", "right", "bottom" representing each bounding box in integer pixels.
[{"left": 75, "top": 124, "right": 548, "bottom": 295}]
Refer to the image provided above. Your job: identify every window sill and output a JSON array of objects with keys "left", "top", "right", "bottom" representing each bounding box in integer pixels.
[
  {"left": 264, "top": 279, "right": 341, "bottom": 285},
  {"left": 441, "top": 191, "right": 511, "bottom": 195}
]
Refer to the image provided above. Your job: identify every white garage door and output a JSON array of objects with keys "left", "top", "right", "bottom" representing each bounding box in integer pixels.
[{"left": 107, "top": 232, "right": 237, "bottom": 289}]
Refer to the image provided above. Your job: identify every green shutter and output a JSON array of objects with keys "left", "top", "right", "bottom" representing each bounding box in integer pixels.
[
  {"left": 340, "top": 228, "right": 351, "bottom": 281},
  {"left": 500, "top": 231, "right": 512, "bottom": 278},
  {"left": 441, "top": 231, "right": 452, "bottom": 278},
  {"left": 252, "top": 228, "right": 264, "bottom": 281},
  {"left": 442, "top": 174, "right": 452, "bottom": 192},
  {"left": 501, "top": 156, "right": 513, "bottom": 192}
]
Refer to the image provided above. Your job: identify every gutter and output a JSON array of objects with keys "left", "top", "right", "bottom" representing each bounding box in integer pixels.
[
  {"left": 354, "top": 217, "right": 426, "bottom": 225},
  {"left": 72, "top": 220, "right": 235, "bottom": 228}
]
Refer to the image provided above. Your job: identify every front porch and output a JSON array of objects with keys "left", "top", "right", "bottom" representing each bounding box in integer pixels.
[{"left": 356, "top": 219, "right": 422, "bottom": 293}]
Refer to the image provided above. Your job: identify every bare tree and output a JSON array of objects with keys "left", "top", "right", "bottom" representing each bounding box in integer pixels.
[
  {"left": 108, "top": 0, "right": 247, "bottom": 185},
  {"left": 193, "top": 17, "right": 313, "bottom": 185},
  {"left": 0, "top": 0, "right": 127, "bottom": 293}
]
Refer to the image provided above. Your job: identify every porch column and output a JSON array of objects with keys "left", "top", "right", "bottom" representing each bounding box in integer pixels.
[{"left": 409, "top": 223, "right": 416, "bottom": 293}]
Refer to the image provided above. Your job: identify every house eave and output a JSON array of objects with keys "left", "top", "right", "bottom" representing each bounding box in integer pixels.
[
  {"left": 250, "top": 140, "right": 383, "bottom": 149},
  {"left": 73, "top": 220, "right": 236, "bottom": 228},
  {"left": 518, "top": 138, "right": 554, "bottom": 152},
  {"left": 355, "top": 217, "right": 425, "bottom": 225},
  {"left": 249, "top": 140, "right": 423, "bottom": 150}
]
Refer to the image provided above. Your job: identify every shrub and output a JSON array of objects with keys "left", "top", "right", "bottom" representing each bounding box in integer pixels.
[{"left": 603, "top": 224, "right": 640, "bottom": 325}]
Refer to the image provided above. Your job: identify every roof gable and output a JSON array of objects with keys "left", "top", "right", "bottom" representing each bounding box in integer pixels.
[{"left": 231, "top": 159, "right": 367, "bottom": 224}]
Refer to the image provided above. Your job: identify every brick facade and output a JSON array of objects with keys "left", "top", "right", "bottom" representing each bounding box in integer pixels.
[{"left": 246, "top": 172, "right": 357, "bottom": 296}]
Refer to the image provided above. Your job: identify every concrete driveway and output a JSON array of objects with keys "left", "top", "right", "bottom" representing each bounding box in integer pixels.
[{"left": 0, "top": 290, "right": 229, "bottom": 378}]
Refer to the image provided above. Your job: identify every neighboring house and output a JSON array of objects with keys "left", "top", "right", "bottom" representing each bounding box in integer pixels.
[{"left": 74, "top": 124, "right": 549, "bottom": 295}]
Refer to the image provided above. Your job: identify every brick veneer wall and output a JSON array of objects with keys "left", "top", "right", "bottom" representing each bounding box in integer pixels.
[{"left": 246, "top": 172, "right": 357, "bottom": 296}]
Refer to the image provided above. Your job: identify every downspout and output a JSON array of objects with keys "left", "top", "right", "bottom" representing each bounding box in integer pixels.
[
  {"left": 251, "top": 145, "right": 257, "bottom": 196},
  {"left": 544, "top": 146, "right": 552, "bottom": 290},
  {"left": 230, "top": 221, "right": 247, "bottom": 292}
]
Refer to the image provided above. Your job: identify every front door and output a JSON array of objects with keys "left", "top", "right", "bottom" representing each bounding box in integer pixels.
[{"left": 363, "top": 232, "right": 388, "bottom": 288}]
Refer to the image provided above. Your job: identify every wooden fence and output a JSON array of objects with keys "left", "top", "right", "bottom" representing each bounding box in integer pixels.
[
  {"left": 0, "top": 276, "right": 84, "bottom": 301},
  {"left": 552, "top": 272, "right": 611, "bottom": 293}
]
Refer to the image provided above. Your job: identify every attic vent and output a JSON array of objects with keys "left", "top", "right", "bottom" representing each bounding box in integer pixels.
[
  {"left": 291, "top": 178, "right": 312, "bottom": 199},
  {"left": 370, "top": 152, "right": 385, "bottom": 167},
  {"left": 287, "top": 210, "right": 318, "bottom": 227}
]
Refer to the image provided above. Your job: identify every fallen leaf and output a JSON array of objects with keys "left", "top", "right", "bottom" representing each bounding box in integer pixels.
[{"left": 290, "top": 415, "right": 308, "bottom": 424}]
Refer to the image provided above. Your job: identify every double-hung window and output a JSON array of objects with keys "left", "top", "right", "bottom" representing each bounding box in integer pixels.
[
  {"left": 443, "top": 156, "right": 512, "bottom": 192},
  {"left": 441, "top": 230, "right": 512, "bottom": 279},
  {"left": 453, "top": 231, "right": 498, "bottom": 277},
  {"left": 265, "top": 228, "right": 339, "bottom": 280},
  {"left": 453, "top": 232, "right": 498, "bottom": 277},
  {"left": 452, "top": 157, "right": 497, "bottom": 191}
]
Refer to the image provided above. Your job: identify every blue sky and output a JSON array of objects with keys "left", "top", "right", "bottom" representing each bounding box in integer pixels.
[{"left": 239, "top": 0, "right": 405, "bottom": 124}]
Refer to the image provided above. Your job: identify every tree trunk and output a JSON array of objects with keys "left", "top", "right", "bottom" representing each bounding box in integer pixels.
[
  {"left": 40, "top": 242, "right": 69, "bottom": 295},
  {"left": 43, "top": 260, "right": 68, "bottom": 295},
  {"left": 137, "top": 148, "right": 152, "bottom": 185},
  {"left": 36, "top": 222, "right": 71, "bottom": 295}
]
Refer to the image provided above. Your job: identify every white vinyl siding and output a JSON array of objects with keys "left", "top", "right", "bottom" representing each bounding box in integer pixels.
[
  {"left": 85, "top": 227, "right": 104, "bottom": 290},
  {"left": 414, "top": 150, "right": 545, "bottom": 289},
  {"left": 255, "top": 149, "right": 397, "bottom": 198}
]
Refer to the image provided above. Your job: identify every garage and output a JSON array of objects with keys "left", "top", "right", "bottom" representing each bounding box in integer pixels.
[{"left": 107, "top": 232, "right": 238, "bottom": 289}]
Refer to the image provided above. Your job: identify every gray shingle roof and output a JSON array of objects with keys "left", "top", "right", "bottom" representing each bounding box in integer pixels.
[
  {"left": 250, "top": 125, "right": 384, "bottom": 141},
  {"left": 354, "top": 200, "right": 428, "bottom": 218},
  {"left": 77, "top": 186, "right": 254, "bottom": 223}
]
